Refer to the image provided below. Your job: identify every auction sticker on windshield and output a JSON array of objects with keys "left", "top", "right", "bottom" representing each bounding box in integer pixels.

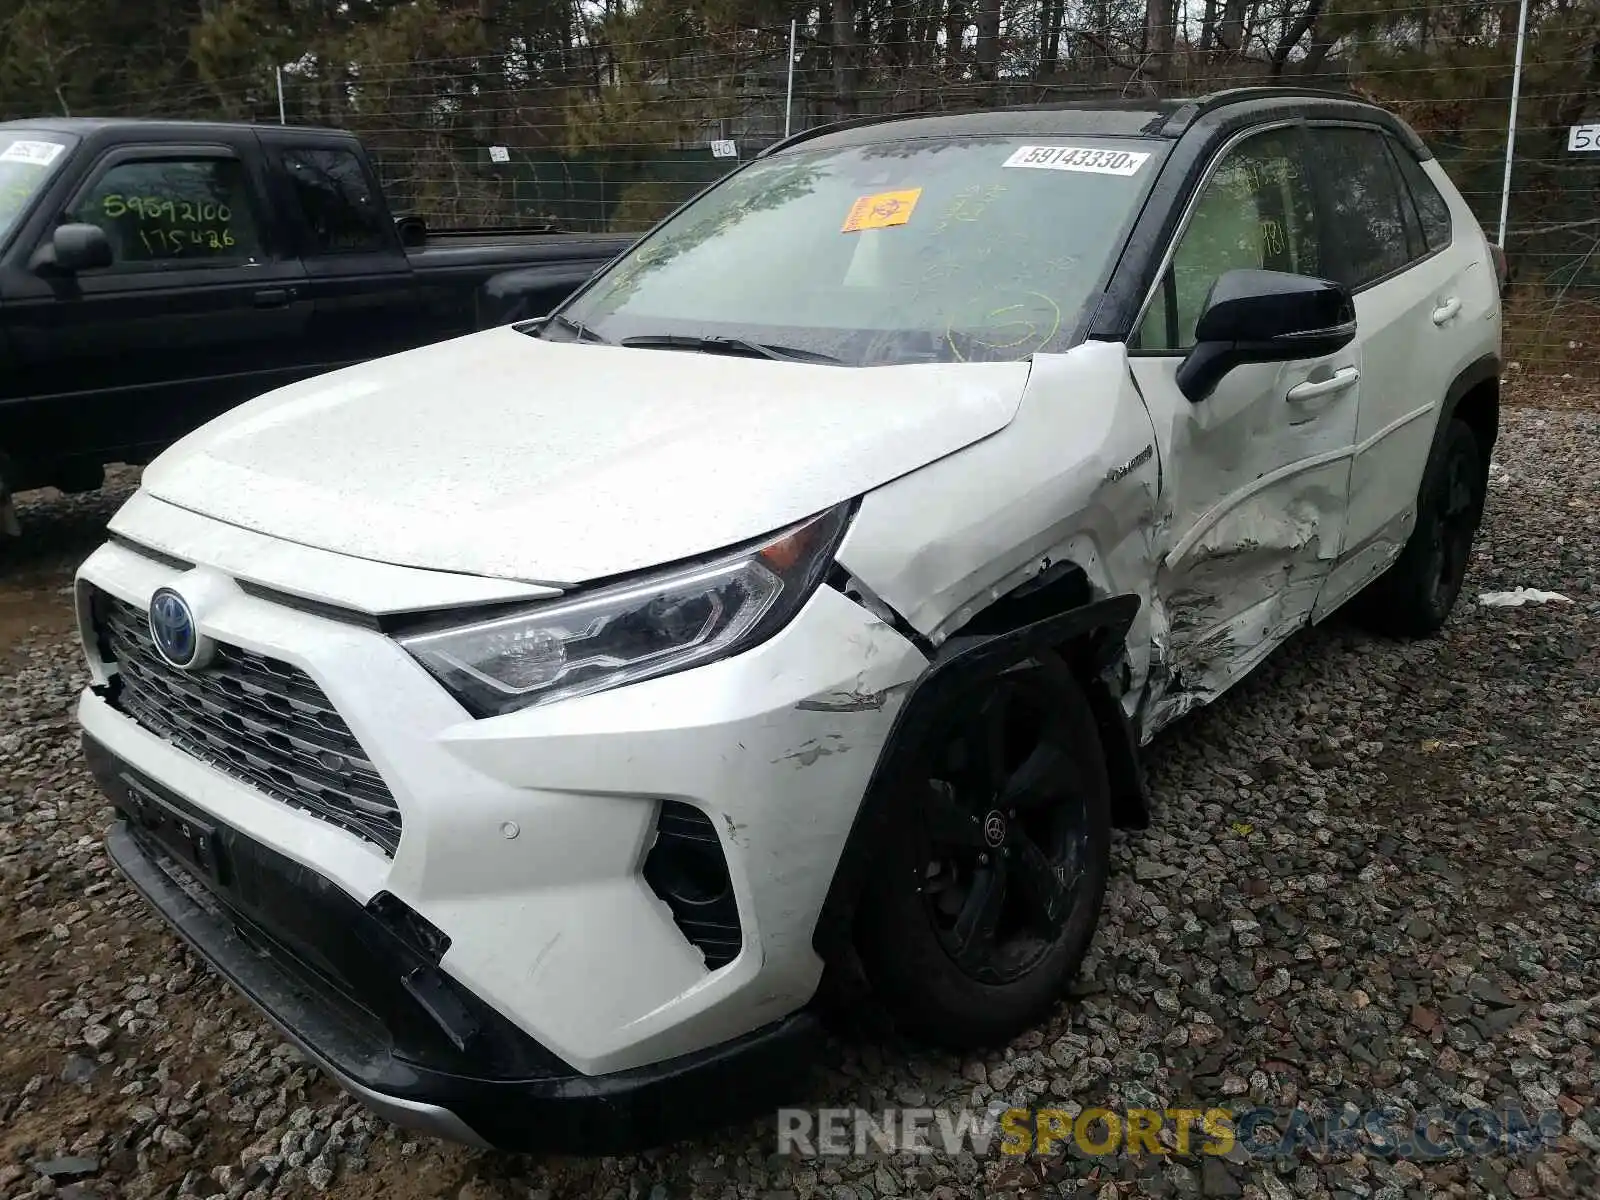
[
  {"left": 842, "top": 188, "right": 923, "bottom": 232},
  {"left": 1003, "top": 146, "right": 1150, "bottom": 176},
  {"left": 0, "top": 140, "right": 66, "bottom": 167}
]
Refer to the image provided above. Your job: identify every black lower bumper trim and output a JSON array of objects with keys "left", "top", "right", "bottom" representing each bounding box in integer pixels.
[{"left": 90, "top": 735, "right": 820, "bottom": 1154}]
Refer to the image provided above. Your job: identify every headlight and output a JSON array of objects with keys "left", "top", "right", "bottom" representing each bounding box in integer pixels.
[{"left": 400, "top": 504, "right": 853, "bottom": 716}]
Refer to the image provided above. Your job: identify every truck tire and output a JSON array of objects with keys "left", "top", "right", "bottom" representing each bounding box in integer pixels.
[
  {"left": 854, "top": 652, "right": 1111, "bottom": 1049},
  {"left": 1356, "top": 418, "right": 1485, "bottom": 638}
]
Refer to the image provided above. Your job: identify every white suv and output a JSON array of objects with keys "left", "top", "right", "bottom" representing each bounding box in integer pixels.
[{"left": 74, "top": 88, "right": 1503, "bottom": 1153}]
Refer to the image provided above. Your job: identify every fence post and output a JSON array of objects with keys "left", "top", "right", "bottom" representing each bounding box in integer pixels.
[
  {"left": 784, "top": 20, "right": 797, "bottom": 139},
  {"left": 1497, "top": 0, "right": 1530, "bottom": 246},
  {"left": 276, "top": 66, "right": 287, "bottom": 125}
]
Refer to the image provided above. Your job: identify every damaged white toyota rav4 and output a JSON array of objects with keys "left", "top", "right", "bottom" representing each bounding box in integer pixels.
[{"left": 76, "top": 88, "right": 1504, "bottom": 1152}]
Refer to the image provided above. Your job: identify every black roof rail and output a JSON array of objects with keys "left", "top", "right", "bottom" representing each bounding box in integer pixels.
[
  {"left": 1160, "top": 85, "right": 1431, "bottom": 155},
  {"left": 1158, "top": 86, "right": 1371, "bottom": 135},
  {"left": 759, "top": 87, "right": 1187, "bottom": 157},
  {"left": 760, "top": 85, "right": 1399, "bottom": 159}
]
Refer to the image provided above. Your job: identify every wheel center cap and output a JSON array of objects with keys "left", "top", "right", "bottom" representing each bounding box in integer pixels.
[{"left": 982, "top": 810, "right": 1007, "bottom": 848}]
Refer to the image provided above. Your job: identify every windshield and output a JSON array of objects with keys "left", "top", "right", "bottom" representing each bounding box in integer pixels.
[
  {"left": 556, "top": 135, "right": 1165, "bottom": 366},
  {"left": 0, "top": 132, "right": 74, "bottom": 247}
]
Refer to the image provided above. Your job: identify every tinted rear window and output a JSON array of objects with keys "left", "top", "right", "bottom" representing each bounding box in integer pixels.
[
  {"left": 1389, "top": 143, "right": 1453, "bottom": 252},
  {"left": 1313, "top": 127, "right": 1414, "bottom": 288}
]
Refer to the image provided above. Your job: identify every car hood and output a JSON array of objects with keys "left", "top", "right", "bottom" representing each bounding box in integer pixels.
[{"left": 142, "top": 326, "right": 1031, "bottom": 585}]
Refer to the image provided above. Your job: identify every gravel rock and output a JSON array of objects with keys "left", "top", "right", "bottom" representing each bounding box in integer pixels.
[
  {"left": 33, "top": 1156, "right": 100, "bottom": 1181},
  {"left": 2, "top": 409, "right": 1598, "bottom": 1199},
  {"left": 60, "top": 1055, "right": 98, "bottom": 1085}
]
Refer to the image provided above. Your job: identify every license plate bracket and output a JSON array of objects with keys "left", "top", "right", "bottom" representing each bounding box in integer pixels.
[{"left": 120, "top": 776, "right": 232, "bottom": 889}]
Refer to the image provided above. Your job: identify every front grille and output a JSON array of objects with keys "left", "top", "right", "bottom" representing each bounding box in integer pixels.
[{"left": 92, "top": 589, "right": 402, "bottom": 855}]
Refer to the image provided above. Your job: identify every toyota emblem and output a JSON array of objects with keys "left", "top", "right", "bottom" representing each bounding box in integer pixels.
[
  {"left": 982, "top": 810, "right": 1007, "bottom": 847},
  {"left": 148, "top": 586, "right": 216, "bottom": 670}
]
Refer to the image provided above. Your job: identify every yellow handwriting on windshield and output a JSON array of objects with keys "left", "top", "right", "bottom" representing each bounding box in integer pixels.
[
  {"left": 945, "top": 289, "right": 1062, "bottom": 363},
  {"left": 934, "top": 182, "right": 1008, "bottom": 234}
]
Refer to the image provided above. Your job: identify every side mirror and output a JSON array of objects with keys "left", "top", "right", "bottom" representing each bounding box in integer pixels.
[
  {"left": 1176, "top": 269, "right": 1356, "bottom": 403},
  {"left": 395, "top": 215, "right": 427, "bottom": 249},
  {"left": 31, "top": 223, "right": 114, "bottom": 274}
]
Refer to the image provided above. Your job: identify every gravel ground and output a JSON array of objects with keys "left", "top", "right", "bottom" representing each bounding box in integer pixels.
[{"left": 1, "top": 407, "right": 1597, "bottom": 1200}]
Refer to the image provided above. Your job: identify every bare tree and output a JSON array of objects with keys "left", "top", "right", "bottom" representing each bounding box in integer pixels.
[
  {"left": 1039, "top": 0, "right": 1066, "bottom": 76},
  {"left": 831, "top": 0, "right": 859, "bottom": 114},
  {"left": 1216, "top": 0, "right": 1248, "bottom": 53},
  {"left": 976, "top": 0, "right": 1001, "bottom": 86},
  {"left": 1272, "top": 0, "right": 1329, "bottom": 74},
  {"left": 1145, "top": 0, "right": 1176, "bottom": 84}
]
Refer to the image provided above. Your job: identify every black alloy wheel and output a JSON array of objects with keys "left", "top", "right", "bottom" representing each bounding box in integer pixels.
[
  {"left": 1426, "top": 427, "right": 1482, "bottom": 616},
  {"left": 1355, "top": 417, "right": 1486, "bottom": 637},
  {"left": 854, "top": 652, "right": 1111, "bottom": 1049},
  {"left": 916, "top": 671, "right": 1091, "bottom": 985}
]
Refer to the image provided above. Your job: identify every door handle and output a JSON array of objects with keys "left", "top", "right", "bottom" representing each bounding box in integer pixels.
[
  {"left": 253, "top": 287, "right": 293, "bottom": 308},
  {"left": 1286, "top": 366, "right": 1360, "bottom": 403},
  {"left": 1431, "top": 297, "right": 1462, "bottom": 325}
]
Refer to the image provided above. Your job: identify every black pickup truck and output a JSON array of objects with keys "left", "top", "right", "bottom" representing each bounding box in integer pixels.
[{"left": 0, "top": 118, "right": 634, "bottom": 524}]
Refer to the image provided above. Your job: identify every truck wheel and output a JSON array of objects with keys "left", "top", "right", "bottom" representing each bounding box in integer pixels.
[
  {"left": 854, "top": 652, "right": 1110, "bottom": 1049},
  {"left": 1356, "top": 418, "right": 1485, "bottom": 638}
]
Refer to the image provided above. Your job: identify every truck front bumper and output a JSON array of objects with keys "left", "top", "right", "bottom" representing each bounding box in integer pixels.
[{"left": 92, "top": 734, "right": 819, "bottom": 1154}]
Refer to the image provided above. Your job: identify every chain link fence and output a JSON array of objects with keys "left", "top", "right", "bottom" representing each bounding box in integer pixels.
[{"left": 88, "top": 14, "right": 1600, "bottom": 381}]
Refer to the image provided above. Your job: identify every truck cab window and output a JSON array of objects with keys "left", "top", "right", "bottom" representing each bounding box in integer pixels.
[
  {"left": 68, "top": 158, "right": 263, "bottom": 267},
  {"left": 281, "top": 148, "right": 391, "bottom": 253}
]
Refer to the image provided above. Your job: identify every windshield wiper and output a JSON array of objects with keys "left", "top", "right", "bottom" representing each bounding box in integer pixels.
[
  {"left": 541, "top": 313, "right": 610, "bottom": 344},
  {"left": 619, "top": 334, "right": 839, "bottom": 364}
]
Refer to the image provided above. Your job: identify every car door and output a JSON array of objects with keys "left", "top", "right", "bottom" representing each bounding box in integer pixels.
[
  {"left": 1128, "top": 123, "right": 1361, "bottom": 729},
  {"left": 3, "top": 136, "right": 311, "bottom": 464},
  {"left": 1307, "top": 124, "right": 1486, "bottom": 618},
  {"left": 255, "top": 130, "right": 429, "bottom": 373}
]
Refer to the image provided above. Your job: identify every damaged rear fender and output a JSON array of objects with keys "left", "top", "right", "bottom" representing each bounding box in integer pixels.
[{"left": 810, "top": 593, "right": 1144, "bottom": 965}]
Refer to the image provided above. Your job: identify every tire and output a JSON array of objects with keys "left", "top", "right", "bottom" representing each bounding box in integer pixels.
[
  {"left": 1356, "top": 418, "right": 1486, "bottom": 638},
  {"left": 854, "top": 651, "right": 1111, "bottom": 1049}
]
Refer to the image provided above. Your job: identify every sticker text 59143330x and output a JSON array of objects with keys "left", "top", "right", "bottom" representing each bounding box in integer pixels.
[{"left": 1003, "top": 146, "right": 1151, "bottom": 176}]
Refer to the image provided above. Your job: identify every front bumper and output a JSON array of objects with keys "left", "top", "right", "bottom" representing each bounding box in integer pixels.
[
  {"left": 93, "top": 736, "right": 818, "bottom": 1153},
  {"left": 75, "top": 509, "right": 927, "bottom": 1147}
]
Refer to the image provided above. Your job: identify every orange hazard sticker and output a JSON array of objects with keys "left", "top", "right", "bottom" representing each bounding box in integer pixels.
[{"left": 842, "top": 188, "right": 922, "bottom": 232}]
